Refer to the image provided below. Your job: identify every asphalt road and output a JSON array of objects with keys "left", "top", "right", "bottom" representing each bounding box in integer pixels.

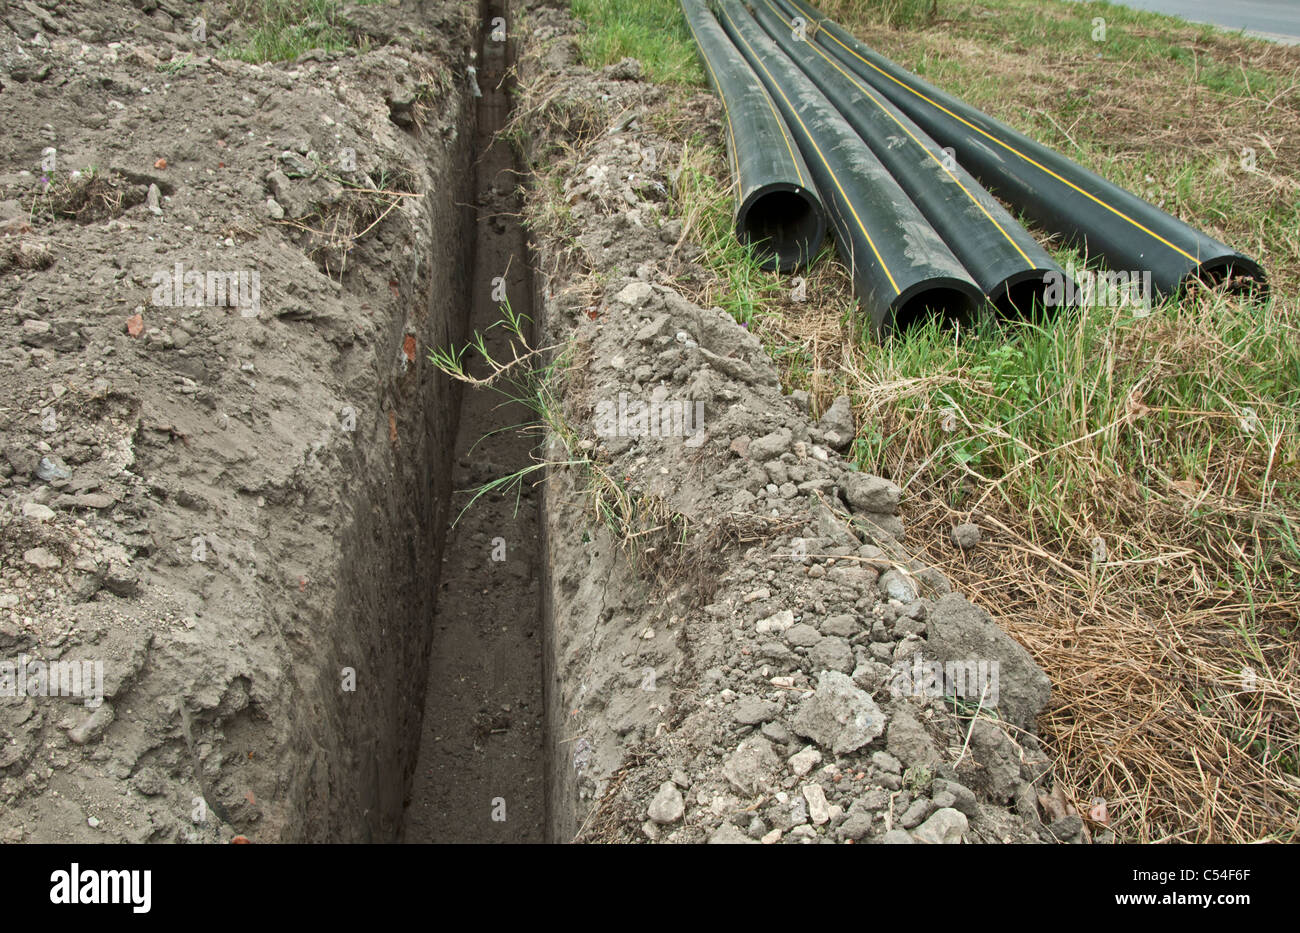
[{"left": 1079, "top": 0, "right": 1300, "bottom": 43}]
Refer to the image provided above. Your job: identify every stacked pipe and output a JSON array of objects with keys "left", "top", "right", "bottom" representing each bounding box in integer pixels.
[
  {"left": 681, "top": 0, "right": 1267, "bottom": 335},
  {"left": 714, "top": 0, "right": 986, "bottom": 333},
  {"left": 680, "top": 0, "right": 827, "bottom": 272}
]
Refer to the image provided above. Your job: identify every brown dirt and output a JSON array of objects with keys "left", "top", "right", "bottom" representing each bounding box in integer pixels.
[
  {"left": 0, "top": 0, "right": 478, "bottom": 842},
  {"left": 403, "top": 0, "right": 546, "bottom": 843}
]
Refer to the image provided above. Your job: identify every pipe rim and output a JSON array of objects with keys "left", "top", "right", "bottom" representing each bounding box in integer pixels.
[
  {"left": 991, "top": 266, "right": 1069, "bottom": 317},
  {"left": 1183, "top": 255, "right": 1270, "bottom": 301},
  {"left": 736, "top": 182, "right": 828, "bottom": 273},
  {"left": 887, "top": 276, "right": 985, "bottom": 333}
]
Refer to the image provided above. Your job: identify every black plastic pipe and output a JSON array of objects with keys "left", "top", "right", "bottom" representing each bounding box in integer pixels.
[
  {"left": 777, "top": 0, "right": 1267, "bottom": 300},
  {"left": 680, "top": 0, "right": 826, "bottom": 272},
  {"left": 749, "top": 0, "right": 1070, "bottom": 315},
  {"left": 714, "top": 0, "right": 984, "bottom": 334}
]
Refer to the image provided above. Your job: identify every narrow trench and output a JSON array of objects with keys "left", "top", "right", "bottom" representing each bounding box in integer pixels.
[{"left": 401, "top": 0, "right": 546, "bottom": 843}]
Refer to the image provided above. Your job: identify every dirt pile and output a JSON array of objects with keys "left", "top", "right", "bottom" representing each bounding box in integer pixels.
[
  {"left": 519, "top": 0, "right": 1073, "bottom": 843},
  {"left": 0, "top": 0, "right": 477, "bottom": 841}
]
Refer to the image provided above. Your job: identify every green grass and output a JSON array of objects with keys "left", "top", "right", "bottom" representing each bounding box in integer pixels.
[
  {"left": 428, "top": 303, "right": 698, "bottom": 580},
  {"left": 571, "top": 0, "right": 704, "bottom": 85},
  {"left": 672, "top": 139, "right": 784, "bottom": 326},
  {"left": 853, "top": 298, "right": 1300, "bottom": 540},
  {"left": 156, "top": 53, "right": 195, "bottom": 74},
  {"left": 227, "top": 0, "right": 379, "bottom": 62}
]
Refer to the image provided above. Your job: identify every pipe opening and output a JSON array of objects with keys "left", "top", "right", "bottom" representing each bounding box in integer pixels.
[
  {"left": 737, "top": 186, "right": 826, "bottom": 272},
  {"left": 892, "top": 286, "right": 977, "bottom": 331},
  {"left": 1187, "top": 257, "right": 1270, "bottom": 301},
  {"left": 993, "top": 273, "right": 1059, "bottom": 319}
]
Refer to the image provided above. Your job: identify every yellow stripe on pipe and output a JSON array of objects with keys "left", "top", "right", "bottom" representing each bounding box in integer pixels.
[
  {"left": 720, "top": 2, "right": 900, "bottom": 294},
  {"left": 786, "top": 0, "right": 1200, "bottom": 264},
  {"left": 760, "top": 0, "right": 1032, "bottom": 266}
]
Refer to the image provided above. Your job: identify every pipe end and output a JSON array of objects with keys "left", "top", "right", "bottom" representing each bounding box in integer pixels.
[
  {"left": 1184, "top": 256, "right": 1269, "bottom": 303},
  {"left": 736, "top": 183, "right": 828, "bottom": 273},
  {"left": 886, "top": 278, "right": 985, "bottom": 335},
  {"left": 992, "top": 267, "right": 1070, "bottom": 318}
]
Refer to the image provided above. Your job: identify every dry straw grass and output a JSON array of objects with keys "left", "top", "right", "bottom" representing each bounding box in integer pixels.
[
  {"left": 31, "top": 169, "right": 146, "bottom": 224},
  {"left": 800, "top": 0, "right": 1300, "bottom": 843},
  {"left": 277, "top": 171, "right": 421, "bottom": 278}
]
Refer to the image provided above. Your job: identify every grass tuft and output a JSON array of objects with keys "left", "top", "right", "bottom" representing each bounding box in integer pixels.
[
  {"left": 570, "top": 0, "right": 705, "bottom": 85},
  {"left": 227, "top": 0, "right": 378, "bottom": 63}
]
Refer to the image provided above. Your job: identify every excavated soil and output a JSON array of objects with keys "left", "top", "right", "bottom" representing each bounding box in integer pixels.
[{"left": 0, "top": 0, "right": 479, "bottom": 842}]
